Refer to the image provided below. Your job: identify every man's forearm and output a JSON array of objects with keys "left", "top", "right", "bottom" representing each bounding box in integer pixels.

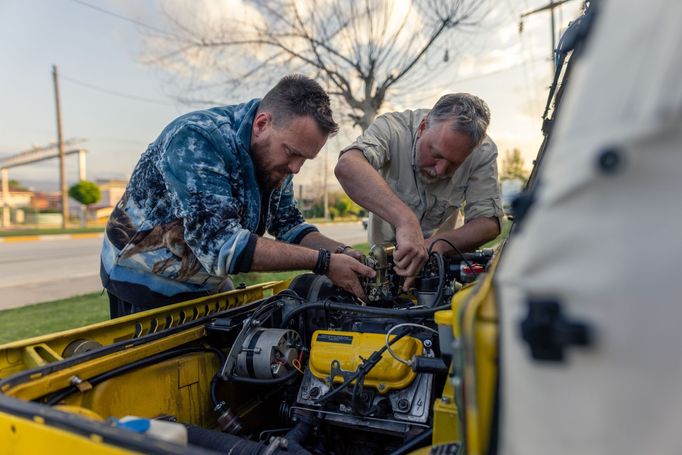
[
  {"left": 298, "top": 231, "right": 347, "bottom": 252},
  {"left": 427, "top": 217, "right": 500, "bottom": 254},
  {"left": 335, "top": 150, "right": 418, "bottom": 230},
  {"left": 250, "top": 236, "right": 318, "bottom": 271}
]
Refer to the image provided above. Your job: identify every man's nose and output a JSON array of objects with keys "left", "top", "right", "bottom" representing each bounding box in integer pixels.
[
  {"left": 435, "top": 161, "right": 450, "bottom": 176},
  {"left": 288, "top": 158, "right": 305, "bottom": 174}
]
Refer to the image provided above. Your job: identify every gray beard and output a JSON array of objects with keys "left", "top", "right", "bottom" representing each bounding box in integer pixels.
[{"left": 417, "top": 171, "right": 441, "bottom": 185}]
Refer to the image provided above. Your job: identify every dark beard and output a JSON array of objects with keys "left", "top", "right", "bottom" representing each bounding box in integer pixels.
[
  {"left": 251, "top": 140, "right": 286, "bottom": 194},
  {"left": 257, "top": 171, "right": 283, "bottom": 194}
]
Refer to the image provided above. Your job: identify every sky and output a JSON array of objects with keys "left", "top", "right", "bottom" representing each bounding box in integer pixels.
[{"left": 0, "top": 0, "right": 583, "bottom": 192}]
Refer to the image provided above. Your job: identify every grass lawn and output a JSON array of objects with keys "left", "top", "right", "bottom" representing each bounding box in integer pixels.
[
  {"left": 483, "top": 218, "right": 512, "bottom": 248},
  {"left": 0, "top": 227, "right": 104, "bottom": 237},
  {"left": 0, "top": 293, "right": 110, "bottom": 345}
]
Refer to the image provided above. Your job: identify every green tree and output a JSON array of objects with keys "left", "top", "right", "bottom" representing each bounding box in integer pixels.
[
  {"left": 68, "top": 181, "right": 101, "bottom": 227},
  {"left": 8, "top": 179, "right": 28, "bottom": 191},
  {"left": 328, "top": 206, "right": 339, "bottom": 221},
  {"left": 500, "top": 148, "right": 529, "bottom": 182},
  {"left": 334, "top": 197, "right": 351, "bottom": 217}
]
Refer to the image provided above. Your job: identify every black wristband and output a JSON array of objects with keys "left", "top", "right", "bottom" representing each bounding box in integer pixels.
[{"left": 313, "top": 248, "right": 331, "bottom": 275}]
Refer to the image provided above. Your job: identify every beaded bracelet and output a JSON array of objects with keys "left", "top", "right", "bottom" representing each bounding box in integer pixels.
[{"left": 313, "top": 248, "right": 331, "bottom": 275}]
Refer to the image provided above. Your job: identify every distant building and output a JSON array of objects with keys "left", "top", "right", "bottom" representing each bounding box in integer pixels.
[
  {"left": 87, "top": 178, "right": 128, "bottom": 220},
  {"left": 30, "top": 192, "right": 61, "bottom": 211},
  {"left": 2, "top": 190, "right": 33, "bottom": 209}
]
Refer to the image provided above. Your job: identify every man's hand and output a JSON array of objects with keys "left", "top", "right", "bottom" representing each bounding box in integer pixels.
[
  {"left": 327, "top": 254, "right": 376, "bottom": 300},
  {"left": 392, "top": 221, "right": 428, "bottom": 291},
  {"left": 341, "top": 248, "right": 365, "bottom": 261}
]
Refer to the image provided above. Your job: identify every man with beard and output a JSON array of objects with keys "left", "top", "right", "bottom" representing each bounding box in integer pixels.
[
  {"left": 101, "top": 75, "right": 374, "bottom": 318},
  {"left": 335, "top": 93, "right": 503, "bottom": 290}
]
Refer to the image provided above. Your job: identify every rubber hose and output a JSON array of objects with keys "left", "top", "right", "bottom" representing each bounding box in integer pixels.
[
  {"left": 226, "top": 368, "right": 299, "bottom": 385},
  {"left": 281, "top": 301, "right": 451, "bottom": 328},
  {"left": 186, "top": 424, "right": 311, "bottom": 454}
]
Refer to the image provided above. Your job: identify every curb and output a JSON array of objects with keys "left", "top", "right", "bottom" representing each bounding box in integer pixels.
[{"left": 0, "top": 233, "right": 104, "bottom": 243}]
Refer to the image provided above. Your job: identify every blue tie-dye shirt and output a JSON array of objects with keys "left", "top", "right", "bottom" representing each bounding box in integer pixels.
[{"left": 100, "top": 99, "right": 318, "bottom": 305}]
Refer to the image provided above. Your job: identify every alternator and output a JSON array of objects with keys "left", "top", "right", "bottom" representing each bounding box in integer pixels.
[{"left": 236, "top": 329, "right": 302, "bottom": 379}]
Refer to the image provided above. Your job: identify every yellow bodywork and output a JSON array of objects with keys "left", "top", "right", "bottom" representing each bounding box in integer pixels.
[
  {"left": 431, "top": 253, "right": 501, "bottom": 455},
  {"left": 0, "top": 410, "right": 134, "bottom": 455},
  {"left": 309, "top": 330, "right": 422, "bottom": 393},
  {"left": 0, "top": 281, "right": 288, "bottom": 379},
  {"left": 0, "top": 265, "right": 502, "bottom": 454},
  {"left": 0, "top": 281, "right": 289, "bottom": 454}
]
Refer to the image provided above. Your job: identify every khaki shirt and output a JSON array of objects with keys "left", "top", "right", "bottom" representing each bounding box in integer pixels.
[{"left": 340, "top": 109, "right": 503, "bottom": 245}]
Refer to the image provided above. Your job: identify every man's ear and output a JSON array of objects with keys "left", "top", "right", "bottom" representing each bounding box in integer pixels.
[{"left": 253, "top": 112, "right": 271, "bottom": 136}]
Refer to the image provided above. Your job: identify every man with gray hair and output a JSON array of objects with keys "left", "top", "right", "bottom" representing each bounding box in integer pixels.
[{"left": 335, "top": 93, "right": 503, "bottom": 288}]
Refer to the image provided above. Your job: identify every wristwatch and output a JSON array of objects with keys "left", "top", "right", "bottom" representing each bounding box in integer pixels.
[{"left": 335, "top": 244, "right": 352, "bottom": 254}]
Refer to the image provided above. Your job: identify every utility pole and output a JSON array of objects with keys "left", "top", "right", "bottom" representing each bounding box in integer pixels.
[
  {"left": 520, "top": 0, "right": 575, "bottom": 72},
  {"left": 52, "top": 65, "right": 68, "bottom": 229}
]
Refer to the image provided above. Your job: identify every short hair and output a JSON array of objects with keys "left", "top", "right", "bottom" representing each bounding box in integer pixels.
[
  {"left": 426, "top": 93, "right": 491, "bottom": 147},
  {"left": 258, "top": 74, "right": 339, "bottom": 135}
]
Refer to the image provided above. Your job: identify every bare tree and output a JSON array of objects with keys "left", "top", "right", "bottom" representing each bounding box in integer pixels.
[{"left": 143, "top": 0, "right": 489, "bottom": 130}]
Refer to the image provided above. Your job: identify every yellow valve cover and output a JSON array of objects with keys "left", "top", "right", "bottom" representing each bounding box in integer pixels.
[{"left": 309, "top": 330, "right": 422, "bottom": 393}]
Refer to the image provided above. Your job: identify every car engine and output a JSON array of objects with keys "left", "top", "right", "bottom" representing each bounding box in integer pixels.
[
  {"left": 31, "top": 244, "right": 493, "bottom": 454},
  {"left": 198, "top": 245, "right": 494, "bottom": 454}
]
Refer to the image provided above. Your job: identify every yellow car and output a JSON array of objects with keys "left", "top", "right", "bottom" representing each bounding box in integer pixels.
[{"left": 2, "top": 1, "right": 680, "bottom": 454}]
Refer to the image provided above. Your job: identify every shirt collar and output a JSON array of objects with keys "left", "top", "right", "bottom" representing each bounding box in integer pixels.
[{"left": 236, "top": 98, "right": 261, "bottom": 153}]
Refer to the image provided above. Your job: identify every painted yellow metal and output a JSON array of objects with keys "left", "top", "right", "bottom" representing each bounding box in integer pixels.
[
  {"left": 58, "top": 351, "right": 220, "bottom": 429},
  {"left": 434, "top": 309, "right": 454, "bottom": 327},
  {"left": 432, "top": 366, "right": 460, "bottom": 445},
  {"left": 0, "top": 410, "right": 135, "bottom": 455},
  {"left": 54, "top": 405, "right": 105, "bottom": 421},
  {"left": 309, "top": 330, "right": 422, "bottom": 393},
  {"left": 406, "top": 448, "right": 431, "bottom": 455},
  {"left": 459, "top": 259, "right": 500, "bottom": 455},
  {"left": 3, "top": 326, "right": 206, "bottom": 401},
  {"left": 0, "top": 281, "right": 288, "bottom": 379},
  {"left": 429, "top": 251, "right": 502, "bottom": 454}
]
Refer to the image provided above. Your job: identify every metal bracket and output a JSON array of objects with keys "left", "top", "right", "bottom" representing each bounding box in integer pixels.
[{"left": 520, "top": 300, "right": 593, "bottom": 362}]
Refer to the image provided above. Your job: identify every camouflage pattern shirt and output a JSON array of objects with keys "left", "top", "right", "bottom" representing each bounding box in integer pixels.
[{"left": 100, "top": 99, "right": 318, "bottom": 306}]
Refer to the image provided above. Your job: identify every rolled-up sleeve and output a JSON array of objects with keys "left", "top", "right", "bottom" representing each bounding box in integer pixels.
[
  {"left": 157, "top": 125, "right": 256, "bottom": 276},
  {"left": 339, "top": 115, "right": 394, "bottom": 170},
  {"left": 268, "top": 176, "right": 319, "bottom": 244},
  {"left": 463, "top": 138, "right": 504, "bottom": 228}
]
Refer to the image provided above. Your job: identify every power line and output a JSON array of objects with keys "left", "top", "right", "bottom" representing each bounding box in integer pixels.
[
  {"left": 59, "top": 73, "right": 176, "bottom": 106},
  {"left": 70, "top": 0, "right": 176, "bottom": 38}
]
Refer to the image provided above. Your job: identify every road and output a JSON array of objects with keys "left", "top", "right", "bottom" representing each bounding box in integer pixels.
[{"left": 0, "top": 221, "right": 368, "bottom": 310}]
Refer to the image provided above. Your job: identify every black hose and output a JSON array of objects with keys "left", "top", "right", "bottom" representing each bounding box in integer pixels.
[
  {"left": 431, "top": 252, "right": 446, "bottom": 307},
  {"left": 210, "top": 374, "right": 221, "bottom": 408},
  {"left": 208, "top": 348, "right": 228, "bottom": 408},
  {"left": 284, "top": 416, "right": 315, "bottom": 454},
  {"left": 281, "top": 301, "right": 451, "bottom": 328},
  {"left": 388, "top": 428, "right": 433, "bottom": 455},
  {"left": 46, "top": 346, "right": 223, "bottom": 406},
  {"left": 186, "top": 424, "right": 312, "bottom": 454},
  {"left": 226, "top": 368, "right": 299, "bottom": 385}
]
